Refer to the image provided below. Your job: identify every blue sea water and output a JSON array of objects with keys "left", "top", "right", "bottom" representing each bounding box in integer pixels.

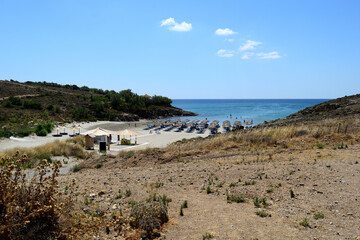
[{"left": 171, "top": 99, "right": 329, "bottom": 126}]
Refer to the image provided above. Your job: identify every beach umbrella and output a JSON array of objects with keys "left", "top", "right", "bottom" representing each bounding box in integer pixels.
[
  {"left": 81, "top": 127, "right": 114, "bottom": 136},
  {"left": 115, "top": 129, "right": 140, "bottom": 136},
  {"left": 71, "top": 127, "right": 77, "bottom": 134},
  {"left": 115, "top": 129, "right": 140, "bottom": 145}
]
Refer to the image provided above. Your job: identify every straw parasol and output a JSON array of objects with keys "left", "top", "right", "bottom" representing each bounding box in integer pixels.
[
  {"left": 115, "top": 129, "right": 140, "bottom": 145},
  {"left": 115, "top": 129, "right": 140, "bottom": 136},
  {"left": 81, "top": 127, "right": 115, "bottom": 136}
]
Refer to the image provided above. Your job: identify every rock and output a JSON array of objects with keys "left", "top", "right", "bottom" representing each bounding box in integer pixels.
[
  {"left": 112, "top": 204, "right": 118, "bottom": 210},
  {"left": 98, "top": 190, "right": 106, "bottom": 196}
]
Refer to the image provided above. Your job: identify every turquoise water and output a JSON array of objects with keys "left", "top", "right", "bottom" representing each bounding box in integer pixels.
[{"left": 171, "top": 99, "right": 329, "bottom": 126}]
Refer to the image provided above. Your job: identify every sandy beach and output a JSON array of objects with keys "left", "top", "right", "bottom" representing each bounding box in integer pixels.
[{"left": 0, "top": 120, "right": 213, "bottom": 153}]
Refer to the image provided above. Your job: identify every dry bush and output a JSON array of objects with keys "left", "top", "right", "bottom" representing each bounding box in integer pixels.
[
  {"left": 0, "top": 151, "right": 64, "bottom": 240},
  {"left": 130, "top": 201, "right": 168, "bottom": 238},
  {"left": 0, "top": 136, "right": 88, "bottom": 168}
]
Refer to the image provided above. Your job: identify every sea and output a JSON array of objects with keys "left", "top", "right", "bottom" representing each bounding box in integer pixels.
[{"left": 171, "top": 99, "right": 329, "bottom": 126}]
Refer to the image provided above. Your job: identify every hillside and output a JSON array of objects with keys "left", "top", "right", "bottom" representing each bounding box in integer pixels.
[
  {"left": 0, "top": 80, "right": 195, "bottom": 137},
  {"left": 260, "top": 94, "right": 360, "bottom": 127}
]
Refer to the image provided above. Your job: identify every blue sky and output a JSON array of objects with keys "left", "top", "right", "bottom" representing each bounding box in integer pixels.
[{"left": 1, "top": 0, "right": 359, "bottom": 99}]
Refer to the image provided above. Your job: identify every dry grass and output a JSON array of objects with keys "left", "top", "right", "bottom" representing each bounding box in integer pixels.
[
  {"left": 163, "top": 118, "right": 360, "bottom": 159},
  {"left": 0, "top": 136, "right": 89, "bottom": 168},
  {"left": 0, "top": 152, "right": 65, "bottom": 239},
  {"left": 0, "top": 151, "right": 131, "bottom": 240}
]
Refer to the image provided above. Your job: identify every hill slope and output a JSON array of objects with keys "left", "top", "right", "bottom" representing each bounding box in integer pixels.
[
  {"left": 261, "top": 94, "right": 360, "bottom": 126},
  {"left": 0, "top": 80, "right": 195, "bottom": 137}
]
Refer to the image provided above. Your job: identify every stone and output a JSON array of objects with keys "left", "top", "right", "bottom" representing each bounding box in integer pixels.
[{"left": 98, "top": 190, "right": 106, "bottom": 196}]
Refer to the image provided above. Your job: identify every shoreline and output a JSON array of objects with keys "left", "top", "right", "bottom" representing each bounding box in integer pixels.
[{"left": 0, "top": 119, "right": 214, "bottom": 153}]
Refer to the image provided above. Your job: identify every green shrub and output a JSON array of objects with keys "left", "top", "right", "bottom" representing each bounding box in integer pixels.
[
  {"left": 9, "top": 96, "right": 23, "bottom": 106},
  {"left": 256, "top": 210, "right": 269, "bottom": 217},
  {"left": 244, "top": 180, "right": 256, "bottom": 185},
  {"left": 125, "top": 189, "right": 132, "bottom": 197},
  {"left": 146, "top": 193, "right": 172, "bottom": 206},
  {"left": 316, "top": 143, "right": 324, "bottom": 149},
  {"left": 299, "top": 218, "right": 310, "bottom": 227},
  {"left": 228, "top": 194, "right": 245, "bottom": 203},
  {"left": 206, "top": 185, "right": 212, "bottom": 194},
  {"left": 72, "top": 107, "right": 89, "bottom": 120},
  {"left": 253, "top": 197, "right": 261, "bottom": 207},
  {"left": 125, "top": 151, "right": 135, "bottom": 159},
  {"left": 46, "top": 104, "right": 54, "bottom": 111},
  {"left": 36, "top": 129, "right": 48, "bottom": 136},
  {"left": 3, "top": 100, "right": 13, "bottom": 108},
  {"left": 202, "top": 232, "right": 214, "bottom": 240},
  {"left": 34, "top": 121, "right": 54, "bottom": 136},
  {"left": 313, "top": 212, "right": 324, "bottom": 219},
  {"left": 155, "top": 182, "right": 164, "bottom": 188},
  {"left": 23, "top": 100, "right": 42, "bottom": 110},
  {"left": 71, "top": 164, "right": 82, "bottom": 172}
]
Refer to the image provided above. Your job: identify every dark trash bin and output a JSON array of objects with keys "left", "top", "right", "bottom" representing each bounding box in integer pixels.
[{"left": 99, "top": 142, "right": 107, "bottom": 152}]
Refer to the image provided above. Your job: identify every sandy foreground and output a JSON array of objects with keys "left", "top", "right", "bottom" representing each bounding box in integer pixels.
[
  {"left": 0, "top": 120, "right": 212, "bottom": 153},
  {"left": 57, "top": 143, "right": 360, "bottom": 239}
]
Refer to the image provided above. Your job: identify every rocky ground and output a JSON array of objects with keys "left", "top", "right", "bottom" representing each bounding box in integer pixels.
[{"left": 57, "top": 143, "right": 360, "bottom": 239}]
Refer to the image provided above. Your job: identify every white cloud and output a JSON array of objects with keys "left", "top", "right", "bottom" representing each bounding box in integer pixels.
[
  {"left": 239, "top": 40, "right": 262, "bottom": 51},
  {"left": 225, "top": 38, "right": 235, "bottom": 42},
  {"left": 217, "top": 49, "right": 234, "bottom": 57},
  {"left": 257, "top": 51, "right": 281, "bottom": 59},
  {"left": 215, "top": 28, "right": 236, "bottom": 36},
  {"left": 241, "top": 52, "right": 254, "bottom": 59},
  {"left": 160, "top": 17, "right": 192, "bottom": 32},
  {"left": 241, "top": 51, "right": 281, "bottom": 59},
  {"left": 160, "top": 17, "right": 176, "bottom": 26}
]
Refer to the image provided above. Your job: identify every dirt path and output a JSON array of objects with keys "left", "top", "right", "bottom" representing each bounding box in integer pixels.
[{"left": 0, "top": 94, "right": 41, "bottom": 101}]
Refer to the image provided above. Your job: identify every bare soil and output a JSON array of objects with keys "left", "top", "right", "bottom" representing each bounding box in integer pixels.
[{"left": 57, "top": 144, "right": 360, "bottom": 239}]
